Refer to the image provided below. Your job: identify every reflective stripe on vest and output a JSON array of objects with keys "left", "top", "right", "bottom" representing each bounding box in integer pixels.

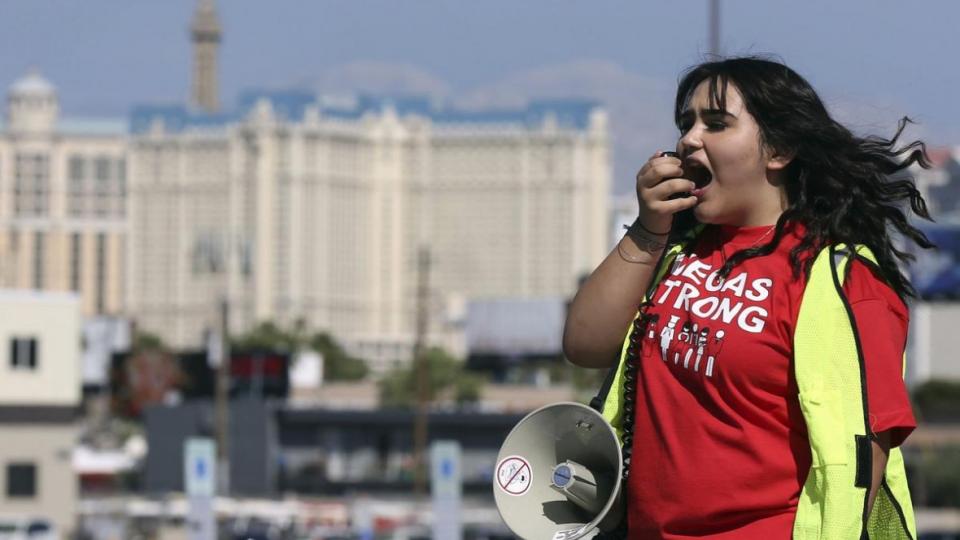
[{"left": 601, "top": 241, "right": 916, "bottom": 539}]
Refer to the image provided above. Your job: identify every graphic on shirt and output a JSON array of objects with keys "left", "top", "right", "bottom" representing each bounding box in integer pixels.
[
  {"left": 705, "top": 329, "right": 725, "bottom": 376},
  {"left": 683, "top": 322, "right": 701, "bottom": 368},
  {"left": 693, "top": 327, "right": 710, "bottom": 372},
  {"left": 674, "top": 320, "right": 692, "bottom": 365},
  {"left": 641, "top": 313, "right": 660, "bottom": 359},
  {"left": 644, "top": 252, "right": 771, "bottom": 378},
  {"left": 658, "top": 255, "right": 773, "bottom": 328},
  {"left": 659, "top": 315, "right": 679, "bottom": 361}
]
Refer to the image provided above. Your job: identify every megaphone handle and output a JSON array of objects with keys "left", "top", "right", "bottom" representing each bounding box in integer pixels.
[
  {"left": 589, "top": 365, "right": 619, "bottom": 413},
  {"left": 595, "top": 522, "right": 629, "bottom": 540}
]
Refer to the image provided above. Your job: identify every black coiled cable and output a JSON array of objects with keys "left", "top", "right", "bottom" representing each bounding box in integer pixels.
[
  {"left": 619, "top": 312, "right": 646, "bottom": 481},
  {"left": 597, "top": 308, "right": 649, "bottom": 540},
  {"left": 600, "top": 237, "right": 687, "bottom": 539}
]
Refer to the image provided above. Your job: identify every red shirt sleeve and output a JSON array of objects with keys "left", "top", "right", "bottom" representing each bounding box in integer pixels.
[{"left": 843, "top": 259, "right": 917, "bottom": 447}]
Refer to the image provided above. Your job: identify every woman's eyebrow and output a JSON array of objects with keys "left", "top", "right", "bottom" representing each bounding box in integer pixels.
[
  {"left": 701, "top": 108, "right": 737, "bottom": 119},
  {"left": 680, "top": 108, "right": 737, "bottom": 120}
]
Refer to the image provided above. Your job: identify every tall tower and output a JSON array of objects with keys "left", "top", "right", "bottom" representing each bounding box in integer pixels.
[{"left": 191, "top": 0, "right": 221, "bottom": 112}]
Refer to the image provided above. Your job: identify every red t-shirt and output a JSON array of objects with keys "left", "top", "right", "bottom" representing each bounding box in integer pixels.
[{"left": 626, "top": 223, "right": 916, "bottom": 539}]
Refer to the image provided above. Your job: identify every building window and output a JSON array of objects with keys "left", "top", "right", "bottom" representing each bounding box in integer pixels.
[
  {"left": 94, "top": 156, "right": 111, "bottom": 217},
  {"left": 71, "top": 233, "right": 82, "bottom": 292},
  {"left": 9, "top": 337, "right": 38, "bottom": 370},
  {"left": 96, "top": 233, "right": 106, "bottom": 314},
  {"left": 6, "top": 463, "right": 37, "bottom": 498},
  {"left": 32, "top": 232, "right": 44, "bottom": 289},
  {"left": 69, "top": 155, "right": 85, "bottom": 179},
  {"left": 68, "top": 155, "right": 86, "bottom": 217},
  {"left": 117, "top": 158, "right": 127, "bottom": 217},
  {"left": 95, "top": 156, "right": 111, "bottom": 181},
  {"left": 192, "top": 232, "right": 224, "bottom": 275},
  {"left": 14, "top": 153, "right": 50, "bottom": 217}
]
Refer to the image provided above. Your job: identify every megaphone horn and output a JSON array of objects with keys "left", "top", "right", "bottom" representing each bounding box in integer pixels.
[{"left": 493, "top": 402, "right": 624, "bottom": 540}]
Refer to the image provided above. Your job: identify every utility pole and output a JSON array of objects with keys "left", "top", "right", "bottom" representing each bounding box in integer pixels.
[
  {"left": 214, "top": 296, "right": 231, "bottom": 495},
  {"left": 412, "top": 246, "right": 431, "bottom": 495},
  {"left": 708, "top": 0, "right": 721, "bottom": 57}
]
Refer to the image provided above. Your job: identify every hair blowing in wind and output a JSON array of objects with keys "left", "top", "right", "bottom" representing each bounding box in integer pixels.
[{"left": 671, "top": 56, "right": 936, "bottom": 299}]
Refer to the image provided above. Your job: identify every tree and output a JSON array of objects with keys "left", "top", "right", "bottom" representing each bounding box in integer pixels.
[
  {"left": 912, "top": 379, "right": 960, "bottom": 423},
  {"left": 915, "top": 446, "right": 960, "bottom": 507},
  {"left": 231, "top": 321, "right": 298, "bottom": 352},
  {"left": 131, "top": 331, "right": 169, "bottom": 353},
  {"left": 112, "top": 331, "right": 181, "bottom": 417},
  {"left": 454, "top": 371, "right": 486, "bottom": 405},
  {"left": 231, "top": 322, "right": 369, "bottom": 382},
  {"left": 378, "top": 347, "right": 486, "bottom": 408},
  {"left": 309, "top": 332, "right": 368, "bottom": 381}
]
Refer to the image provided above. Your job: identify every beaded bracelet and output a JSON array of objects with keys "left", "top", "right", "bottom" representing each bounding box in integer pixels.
[
  {"left": 633, "top": 219, "right": 671, "bottom": 237},
  {"left": 619, "top": 223, "right": 667, "bottom": 260},
  {"left": 617, "top": 240, "right": 659, "bottom": 264}
]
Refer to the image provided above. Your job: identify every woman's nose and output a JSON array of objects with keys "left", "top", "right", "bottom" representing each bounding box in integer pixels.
[{"left": 678, "top": 126, "right": 703, "bottom": 155}]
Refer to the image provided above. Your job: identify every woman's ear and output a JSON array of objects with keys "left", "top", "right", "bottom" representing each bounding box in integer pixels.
[{"left": 766, "top": 147, "right": 795, "bottom": 171}]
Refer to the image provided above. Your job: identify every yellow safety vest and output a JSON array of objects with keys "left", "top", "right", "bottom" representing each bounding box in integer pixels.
[{"left": 600, "top": 238, "right": 916, "bottom": 540}]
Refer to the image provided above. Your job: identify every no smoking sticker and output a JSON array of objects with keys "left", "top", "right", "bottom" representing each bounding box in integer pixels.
[{"left": 496, "top": 455, "right": 532, "bottom": 496}]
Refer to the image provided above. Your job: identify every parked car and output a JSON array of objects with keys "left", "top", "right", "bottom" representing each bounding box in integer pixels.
[
  {"left": 228, "top": 516, "right": 286, "bottom": 540},
  {"left": 0, "top": 518, "right": 57, "bottom": 540},
  {"left": 304, "top": 526, "right": 358, "bottom": 540},
  {"left": 919, "top": 533, "right": 960, "bottom": 540}
]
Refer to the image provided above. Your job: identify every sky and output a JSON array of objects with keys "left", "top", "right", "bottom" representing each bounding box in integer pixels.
[{"left": 1, "top": 0, "right": 957, "bottom": 194}]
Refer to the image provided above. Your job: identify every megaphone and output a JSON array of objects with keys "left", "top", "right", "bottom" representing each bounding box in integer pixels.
[{"left": 493, "top": 402, "right": 624, "bottom": 540}]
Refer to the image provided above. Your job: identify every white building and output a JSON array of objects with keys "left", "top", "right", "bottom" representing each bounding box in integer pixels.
[
  {"left": 910, "top": 303, "right": 960, "bottom": 383},
  {"left": 0, "top": 290, "right": 81, "bottom": 536},
  {"left": 0, "top": 2, "right": 611, "bottom": 376},
  {"left": 905, "top": 148, "right": 960, "bottom": 383},
  {"left": 0, "top": 70, "right": 127, "bottom": 318},
  {"left": 609, "top": 193, "right": 640, "bottom": 249},
  {"left": 81, "top": 317, "right": 131, "bottom": 389},
  {"left": 126, "top": 94, "right": 611, "bottom": 373}
]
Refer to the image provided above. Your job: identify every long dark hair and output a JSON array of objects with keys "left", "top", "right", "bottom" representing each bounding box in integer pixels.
[{"left": 671, "top": 55, "right": 935, "bottom": 299}]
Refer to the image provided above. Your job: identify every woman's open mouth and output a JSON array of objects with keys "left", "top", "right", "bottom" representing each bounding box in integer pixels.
[{"left": 685, "top": 160, "right": 713, "bottom": 197}]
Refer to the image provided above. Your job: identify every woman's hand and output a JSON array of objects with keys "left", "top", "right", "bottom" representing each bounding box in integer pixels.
[
  {"left": 563, "top": 150, "right": 701, "bottom": 369},
  {"left": 635, "top": 151, "right": 700, "bottom": 234}
]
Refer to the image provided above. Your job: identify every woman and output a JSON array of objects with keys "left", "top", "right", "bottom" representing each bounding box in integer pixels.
[{"left": 563, "top": 56, "right": 933, "bottom": 539}]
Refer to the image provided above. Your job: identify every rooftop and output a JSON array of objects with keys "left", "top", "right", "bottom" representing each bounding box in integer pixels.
[
  {"left": 9, "top": 69, "right": 55, "bottom": 97},
  {"left": 0, "top": 117, "right": 127, "bottom": 137},
  {"left": 130, "top": 91, "right": 601, "bottom": 134},
  {"left": 466, "top": 297, "right": 566, "bottom": 356}
]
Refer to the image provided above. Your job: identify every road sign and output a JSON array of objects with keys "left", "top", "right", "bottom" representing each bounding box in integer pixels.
[
  {"left": 431, "top": 441, "right": 462, "bottom": 540},
  {"left": 185, "top": 438, "right": 216, "bottom": 540},
  {"left": 185, "top": 438, "right": 216, "bottom": 497}
]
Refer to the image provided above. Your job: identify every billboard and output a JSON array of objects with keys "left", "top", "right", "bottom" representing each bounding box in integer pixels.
[
  {"left": 110, "top": 348, "right": 290, "bottom": 417},
  {"left": 911, "top": 224, "right": 960, "bottom": 300}
]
